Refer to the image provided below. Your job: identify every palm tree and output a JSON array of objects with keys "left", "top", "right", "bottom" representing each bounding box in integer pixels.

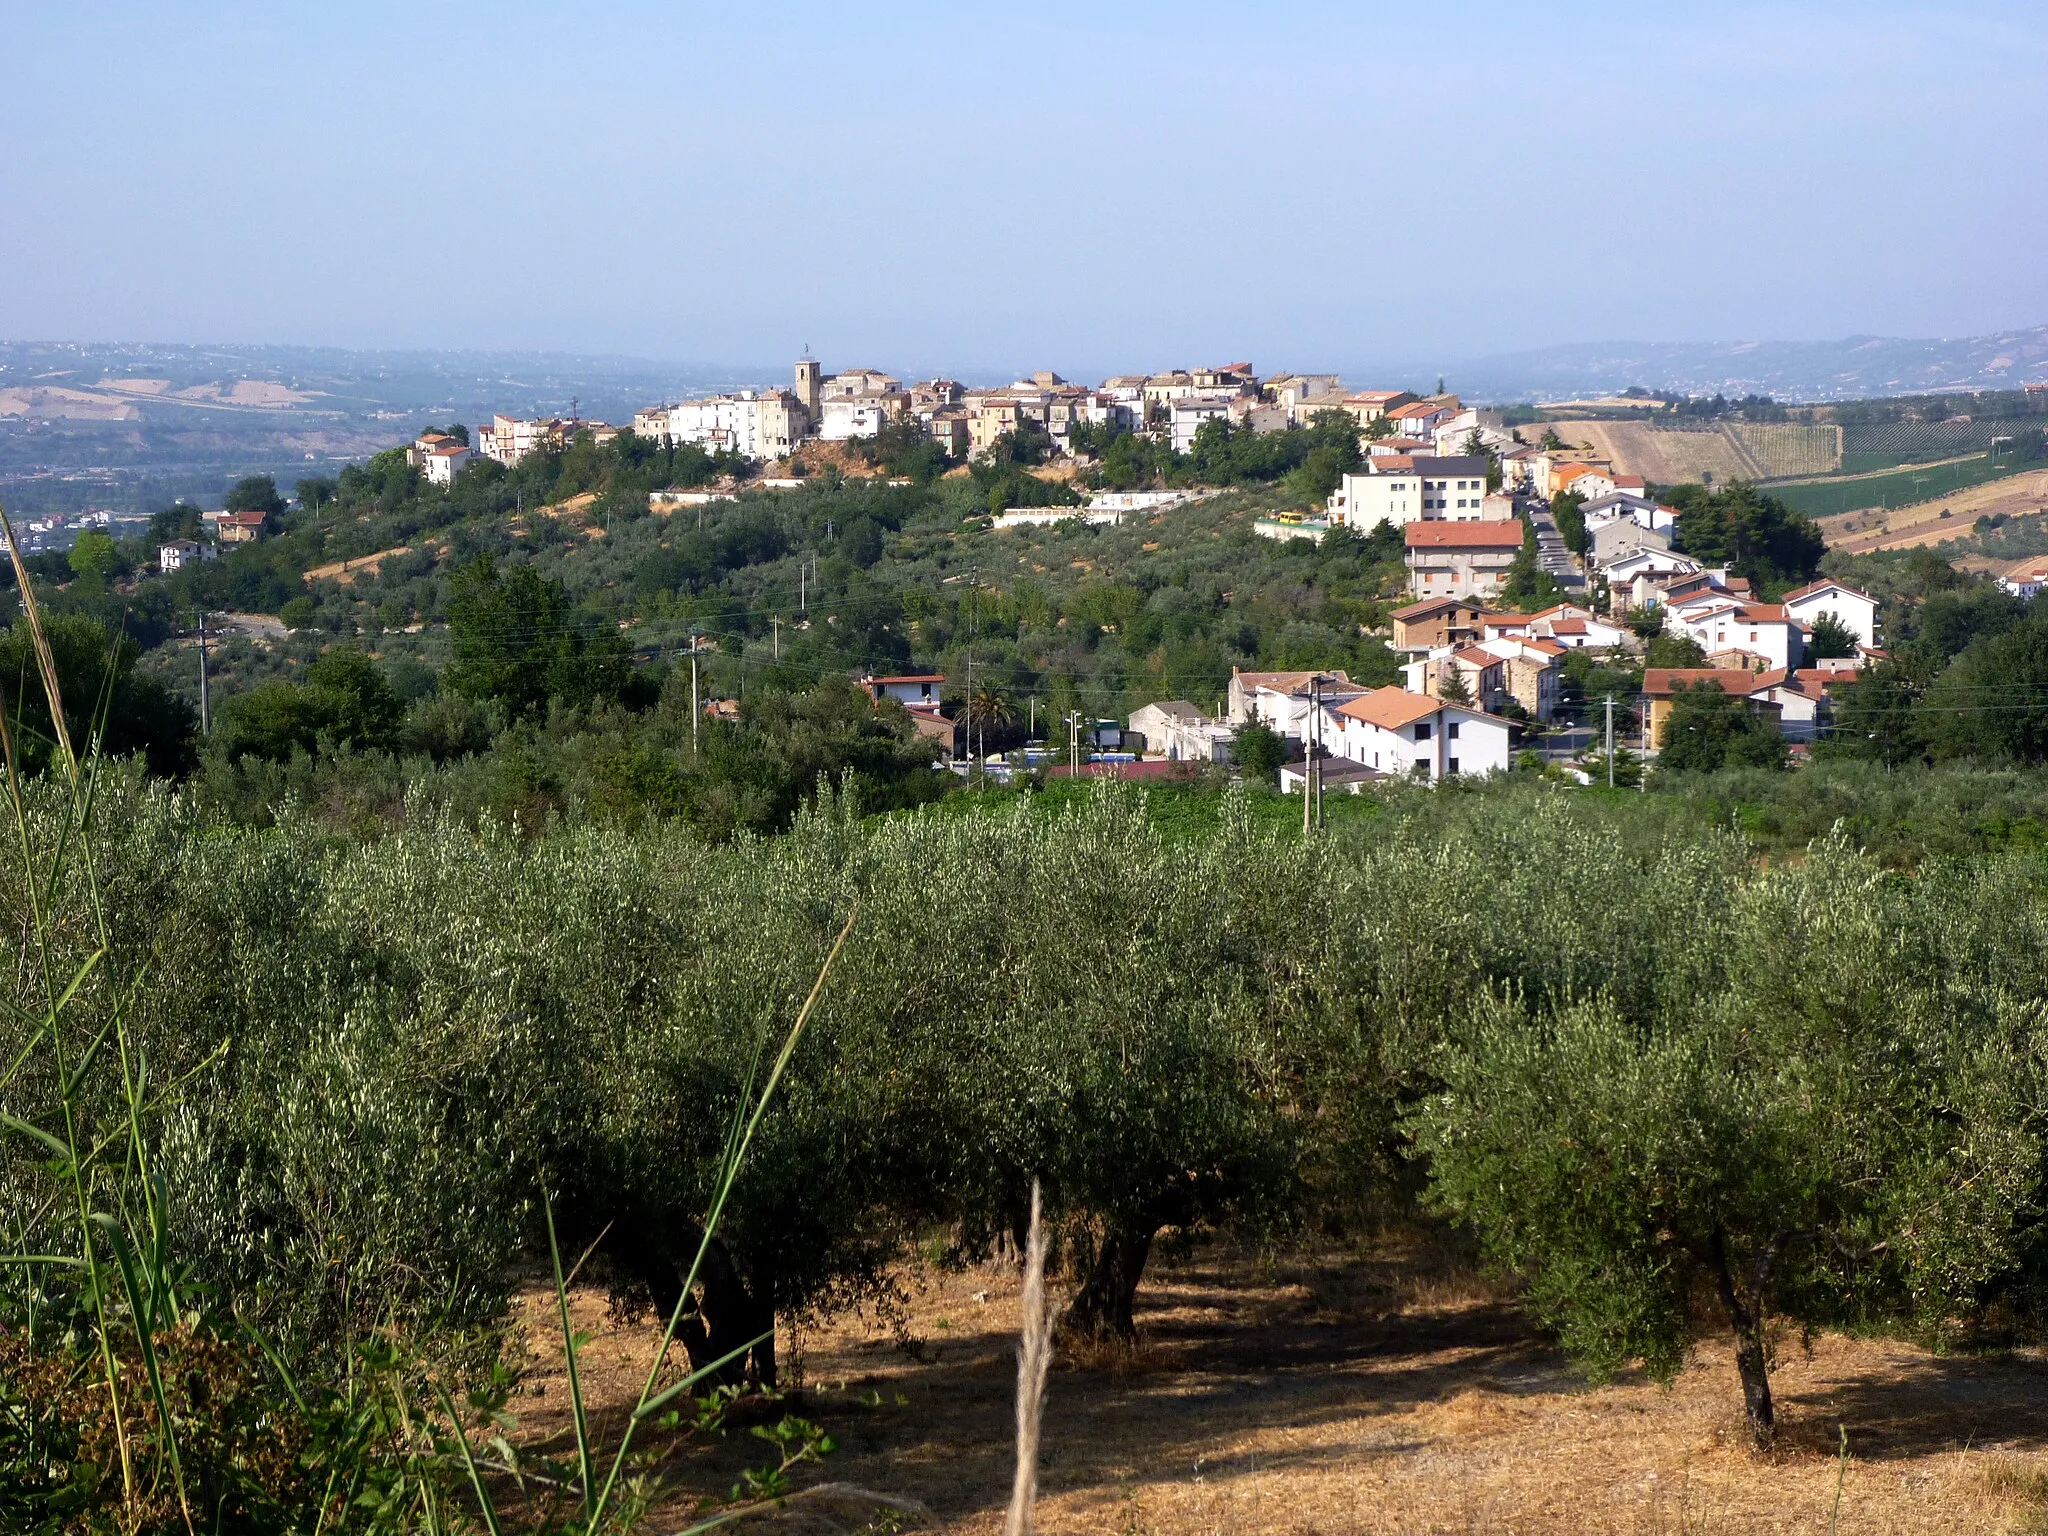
[{"left": 968, "top": 687, "right": 1019, "bottom": 770}]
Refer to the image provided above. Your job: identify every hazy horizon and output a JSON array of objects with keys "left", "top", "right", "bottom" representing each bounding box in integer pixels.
[{"left": 5, "top": 3, "right": 2048, "bottom": 379}]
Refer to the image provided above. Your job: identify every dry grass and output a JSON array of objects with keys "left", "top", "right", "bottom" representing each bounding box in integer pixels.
[{"left": 503, "top": 1230, "right": 2048, "bottom": 1534}]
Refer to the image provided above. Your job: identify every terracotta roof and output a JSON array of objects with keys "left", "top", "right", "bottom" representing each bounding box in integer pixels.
[
  {"left": 1234, "top": 669, "right": 1359, "bottom": 695},
  {"left": 1451, "top": 646, "right": 1500, "bottom": 667},
  {"left": 1334, "top": 688, "right": 1446, "bottom": 730},
  {"left": 1390, "top": 597, "right": 1483, "bottom": 620},
  {"left": 1406, "top": 521, "right": 1524, "bottom": 549},
  {"left": 869, "top": 673, "right": 945, "bottom": 684}
]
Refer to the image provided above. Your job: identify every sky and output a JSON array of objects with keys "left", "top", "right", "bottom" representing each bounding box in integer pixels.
[{"left": 4, "top": 2, "right": 2047, "bottom": 381}]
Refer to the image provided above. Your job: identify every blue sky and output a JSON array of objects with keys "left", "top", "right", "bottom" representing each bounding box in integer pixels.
[{"left": 4, "top": 2, "right": 2046, "bottom": 379}]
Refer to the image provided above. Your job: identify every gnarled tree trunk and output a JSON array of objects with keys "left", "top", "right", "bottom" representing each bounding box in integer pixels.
[
  {"left": 611, "top": 1220, "right": 778, "bottom": 1388},
  {"left": 1061, "top": 1224, "right": 1154, "bottom": 1341}
]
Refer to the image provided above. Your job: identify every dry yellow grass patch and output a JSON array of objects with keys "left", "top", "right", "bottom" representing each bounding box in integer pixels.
[{"left": 499, "top": 1232, "right": 2048, "bottom": 1534}]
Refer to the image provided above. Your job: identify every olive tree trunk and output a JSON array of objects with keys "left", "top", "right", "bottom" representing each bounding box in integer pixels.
[
  {"left": 613, "top": 1222, "right": 778, "bottom": 1388},
  {"left": 1061, "top": 1225, "right": 1154, "bottom": 1341},
  {"left": 1710, "top": 1225, "right": 1779, "bottom": 1450}
]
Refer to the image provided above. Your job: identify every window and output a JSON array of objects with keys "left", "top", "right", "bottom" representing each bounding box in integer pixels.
[
  {"left": 1413, "top": 722, "right": 1432, "bottom": 741},
  {"left": 1448, "top": 758, "right": 1460, "bottom": 775},
  {"left": 1447, "top": 721, "right": 1460, "bottom": 739}
]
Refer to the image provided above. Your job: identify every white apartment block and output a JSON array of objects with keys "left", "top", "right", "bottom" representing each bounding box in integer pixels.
[
  {"left": 1169, "top": 394, "right": 1237, "bottom": 453},
  {"left": 477, "top": 414, "right": 567, "bottom": 466},
  {"left": 1326, "top": 454, "right": 1493, "bottom": 532},
  {"left": 645, "top": 391, "right": 810, "bottom": 460},
  {"left": 819, "top": 392, "right": 904, "bottom": 441}
]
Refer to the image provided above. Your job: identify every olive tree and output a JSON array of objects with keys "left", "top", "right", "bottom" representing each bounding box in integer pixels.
[{"left": 1409, "top": 840, "right": 2044, "bottom": 1447}]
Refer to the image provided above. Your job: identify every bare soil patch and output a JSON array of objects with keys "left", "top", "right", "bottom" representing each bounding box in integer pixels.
[
  {"left": 304, "top": 545, "right": 418, "bottom": 585},
  {"left": 501, "top": 1232, "right": 2048, "bottom": 1533}
]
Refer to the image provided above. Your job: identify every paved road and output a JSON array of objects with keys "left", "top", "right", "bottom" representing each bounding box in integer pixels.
[{"left": 1527, "top": 499, "right": 1585, "bottom": 589}]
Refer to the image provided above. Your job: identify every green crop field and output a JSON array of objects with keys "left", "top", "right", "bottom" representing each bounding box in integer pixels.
[{"left": 1768, "top": 452, "right": 2036, "bottom": 517}]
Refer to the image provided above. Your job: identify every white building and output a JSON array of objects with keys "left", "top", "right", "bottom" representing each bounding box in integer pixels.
[
  {"left": 1753, "top": 669, "right": 1833, "bottom": 744},
  {"left": 1326, "top": 687, "right": 1513, "bottom": 780},
  {"left": 1227, "top": 668, "right": 1365, "bottom": 744},
  {"left": 158, "top": 539, "right": 215, "bottom": 573},
  {"left": 646, "top": 390, "right": 810, "bottom": 461},
  {"left": 819, "top": 392, "right": 906, "bottom": 441},
  {"left": 1580, "top": 491, "right": 1678, "bottom": 535},
  {"left": 2000, "top": 557, "right": 2048, "bottom": 600},
  {"left": 861, "top": 672, "right": 945, "bottom": 711},
  {"left": 477, "top": 414, "right": 568, "bottom": 467},
  {"left": 1128, "top": 701, "right": 1235, "bottom": 763},
  {"left": 1168, "top": 394, "right": 1239, "bottom": 453},
  {"left": 1667, "top": 600, "right": 1806, "bottom": 672},
  {"left": 1326, "top": 454, "right": 1493, "bottom": 532},
  {"left": 420, "top": 439, "right": 471, "bottom": 485},
  {"left": 1780, "top": 579, "right": 1880, "bottom": 649}
]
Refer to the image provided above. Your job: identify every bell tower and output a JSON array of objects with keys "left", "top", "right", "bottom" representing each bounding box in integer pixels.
[{"left": 794, "top": 357, "right": 822, "bottom": 417}]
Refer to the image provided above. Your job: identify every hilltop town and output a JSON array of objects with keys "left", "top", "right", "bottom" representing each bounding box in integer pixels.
[{"left": 363, "top": 358, "right": 1904, "bottom": 786}]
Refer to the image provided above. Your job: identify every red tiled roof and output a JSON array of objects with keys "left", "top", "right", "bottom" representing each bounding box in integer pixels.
[
  {"left": 1390, "top": 597, "right": 1484, "bottom": 620},
  {"left": 1406, "top": 521, "right": 1524, "bottom": 549},
  {"left": 1334, "top": 688, "right": 1445, "bottom": 730},
  {"left": 870, "top": 673, "right": 945, "bottom": 684}
]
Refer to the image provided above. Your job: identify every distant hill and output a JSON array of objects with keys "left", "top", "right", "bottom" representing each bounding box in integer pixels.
[
  {"left": 0, "top": 341, "right": 777, "bottom": 515},
  {"left": 1436, "top": 324, "right": 2048, "bottom": 405}
]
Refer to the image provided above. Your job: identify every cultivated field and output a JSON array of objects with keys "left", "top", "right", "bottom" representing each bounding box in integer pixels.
[
  {"left": 505, "top": 1234, "right": 2048, "bottom": 1535},
  {"left": 1536, "top": 421, "right": 1840, "bottom": 484},
  {"left": 1819, "top": 466, "right": 2048, "bottom": 553}
]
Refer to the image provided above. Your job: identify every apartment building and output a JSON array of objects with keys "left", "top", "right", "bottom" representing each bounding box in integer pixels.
[
  {"left": 477, "top": 414, "right": 568, "bottom": 466},
  {"left": 647, "top": 391, "right": 811, "bottom": 460},
  {"left": 1406, "top": 519, "right": 1524, "bottom": 600},
  {"left": 1326, "top": 455, "right": 1494, "bottom": 532}
]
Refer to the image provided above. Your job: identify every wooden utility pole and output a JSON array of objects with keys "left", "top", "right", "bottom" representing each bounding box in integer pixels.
[
  {"left": 688, "top": 635, "right": 702, "bottom": 756},
  {"left": 198, "top": 611, "right": 211, "bottom": 733}
]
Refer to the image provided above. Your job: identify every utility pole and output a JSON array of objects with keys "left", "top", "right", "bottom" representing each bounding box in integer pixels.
[
  {"left": 197, "top": 611, "right": 211, "bottom": 734},
  {"left": 1068, "top": 711, "right": 1083, "bottom": 776},
  {"left": 772, "top": 615, "right": 781, "bottom": 660},
  {"left": 688, "top": 634, "right": 702, "bottom": 756},
  {"left": 1603, "top": 694, "right": 1615, "bottom": 788},
  {"left": 799, "top": 559, "right": 806, "bottom": 614}
]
